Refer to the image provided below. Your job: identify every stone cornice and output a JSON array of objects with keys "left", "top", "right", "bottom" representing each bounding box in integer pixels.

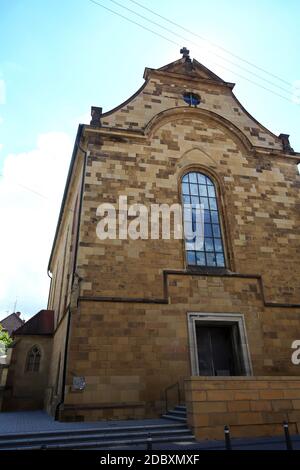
[
  {"left": 83, "top": 116, "right": 300, "bottom": 159},
  {"left": 79, "top": 269, "right": 300, "bottom": 309},
  {"left": 143, "top": 67, "right": 235, "bottom": 89},
  {"left": 83, "top": 125, "right": 146, "bottom": 141}
]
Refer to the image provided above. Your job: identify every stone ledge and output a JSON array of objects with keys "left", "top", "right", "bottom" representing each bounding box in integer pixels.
[
  {"left": 63, "top": 401, "right": 146, "bottom": 411},
  {"left": 185, "top": 376, "right": 300, "bottom": 381}
]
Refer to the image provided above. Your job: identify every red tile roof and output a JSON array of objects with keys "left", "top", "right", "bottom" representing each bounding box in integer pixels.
[{"left": 14, "top": 310, "right": 54, "bottom": 336}]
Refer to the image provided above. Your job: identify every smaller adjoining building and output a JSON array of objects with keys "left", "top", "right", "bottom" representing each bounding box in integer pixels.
[
  {"left": 0, "top": 312, "right": 24, "bottom": 336},
  {"left": 0, "top": 349, "right": 12, "bottom": 412},
  {"left": 2, "top": 310, "right": 54, "bottom": 411}
]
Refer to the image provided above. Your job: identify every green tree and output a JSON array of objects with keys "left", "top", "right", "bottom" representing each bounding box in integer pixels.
[{"left": 0, "top": 324, "right": 13, "bottom": 350}]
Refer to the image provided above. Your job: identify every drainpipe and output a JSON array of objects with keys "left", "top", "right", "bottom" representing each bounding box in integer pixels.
[
  {"left": 54, "top": 127, "right": 88, "bottom": 420},
  {"left": 47, "top": 270, "right": 52, "bottom": 310}
]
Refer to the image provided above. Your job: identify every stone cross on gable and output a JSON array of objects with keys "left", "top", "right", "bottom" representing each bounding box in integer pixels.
[{"left": 180, "top": 47, "right": 190, "bottom": 59}]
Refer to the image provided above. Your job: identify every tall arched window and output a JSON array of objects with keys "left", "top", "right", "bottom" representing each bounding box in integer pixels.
[
  {"left": 182, "top": 171, "right": 225, "bottom": 267},
  {"left": 25, "top": 345, "right": 41, "bottom": 372}
]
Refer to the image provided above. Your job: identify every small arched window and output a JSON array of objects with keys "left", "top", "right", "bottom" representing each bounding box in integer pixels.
[
  {"left": 26, "top": 345, "right": 41, "bottom": 372},
  {"left": 181, "top": 171, "right": 225, "bottom": 267}
]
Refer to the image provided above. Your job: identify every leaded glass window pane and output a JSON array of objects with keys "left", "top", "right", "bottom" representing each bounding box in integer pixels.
[
  {"left": 189, "top": 173, "right": 198, "bottom": 183},
  {"left": 204, "top": 224, "right": 212, "bottom": 237},
  {"left": 197, "top": 173, "right": 207, "bottom": 184},
  {"left": 196, "top": 251, "right": 206, "bottom": 266},
  {"left": 199, "top": 185, "right": 208, "bottom": 197},
  {"left": 200, "top": 197, "right": 209, "bottom": 210},
  {"left": 207, "top": 185, "right": 216, "bottom": 198},
  {"left": 204, "top": 210, "right": 211, "bottom": 223},
  {"left": 182, "top": 172, "right": 225, "bottom": 268},
  {"left": 190, "top": 184, "right": 199, "bottom": 196},
  {"left": 209, "top": 198, "right": 217, "bottom": 210},
  {"left": 211, "top": 211, "right": 219, "bottom": 224},
  {"left": 206, "top": 253, "right": 217, "bottom": 266},
  {"left": 182, "top": 182, "right": 190, "bottom": 194},
  {"left": 187, "top": 251, "right": 196, "bottom": 265},
  {"left": 182, "top": 194, "right": 190, "bottom": 204}
]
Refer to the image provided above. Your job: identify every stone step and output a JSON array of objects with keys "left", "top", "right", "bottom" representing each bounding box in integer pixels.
[
  {"left": 0, "top": 428, "right": 193, "bottom": 449},
  {"left": 161, "top": 414, "right": 187, "bottom": 422},
  {"left": 162, "top": 402, "right": 188, "bottom": 422},
  {"left": 0, "top": 414, "right": 196, "bottom": 450},
  {"left": 174, "top": 405, "right": 187, "bottom": 412},
  {"left": 74, "top": 434, "right": 196, "bottom": 450},
  {"left": 167, "top": 410, "right": 186, "bottom": 417},
  {"left": 0, "top": 431, "right": 195, "bottom": 450},
  {"left": 0, "top": 433, "right": 196, "bottom": 450},
  {"left": 0, "top": 422, "right": 186, "bottom": 442}
]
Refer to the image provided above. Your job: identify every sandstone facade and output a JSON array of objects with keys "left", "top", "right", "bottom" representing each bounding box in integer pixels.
[{"left": 8, "top": 52, "right": 300, "bottom": 438}]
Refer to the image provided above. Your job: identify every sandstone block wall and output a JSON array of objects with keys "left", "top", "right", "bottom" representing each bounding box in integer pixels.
[{"left": 185, "top": 376, "right": 300, "bottom": 439}]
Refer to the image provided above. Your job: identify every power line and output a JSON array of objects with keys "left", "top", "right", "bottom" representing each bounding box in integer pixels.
[
  {"left": 207, "top": 62, "right": 292, "bottom": 103},
  {"left": 0, "top": 173, "right": 75, "bottom": 213},
  {"left": 128, "top": 0, "right": 292, "bottom": 87},
  {"left": 108, "top": 0, "right": 292, "bottom": 97},
  {"left": 0, "top": 173, "right": 48, "bottom": 199},
  {"left": 87, "top": 0, "right": 293, "bottom": 103},
  {"left": 88, "top": 0, "right": 179, "bottom": 46}
]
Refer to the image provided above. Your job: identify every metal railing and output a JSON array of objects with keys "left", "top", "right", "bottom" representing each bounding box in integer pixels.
[{"left": 164, "top": 382, "right": 181, "bottom": 413}]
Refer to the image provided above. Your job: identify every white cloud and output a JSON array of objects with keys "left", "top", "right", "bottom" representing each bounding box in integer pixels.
[
  {"left": 0, "top": 79, "right": 6, "bottom": 104},
  {"left": 0, "top": 132, "right": 73, "bottom": 319}
]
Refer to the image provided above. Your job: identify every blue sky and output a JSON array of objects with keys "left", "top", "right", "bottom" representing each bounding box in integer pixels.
[{"left": 0, "top": 0, "right": 299, "bottom": 319}]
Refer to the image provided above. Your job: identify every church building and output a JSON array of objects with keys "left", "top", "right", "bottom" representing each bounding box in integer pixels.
[{"left": 4, "top": 49, "right": 300, "bottom": 439}]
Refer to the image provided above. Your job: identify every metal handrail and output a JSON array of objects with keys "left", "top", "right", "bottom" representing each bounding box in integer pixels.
[{"left": 165, "top": 382, "right": 181, "bottom": 413}]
